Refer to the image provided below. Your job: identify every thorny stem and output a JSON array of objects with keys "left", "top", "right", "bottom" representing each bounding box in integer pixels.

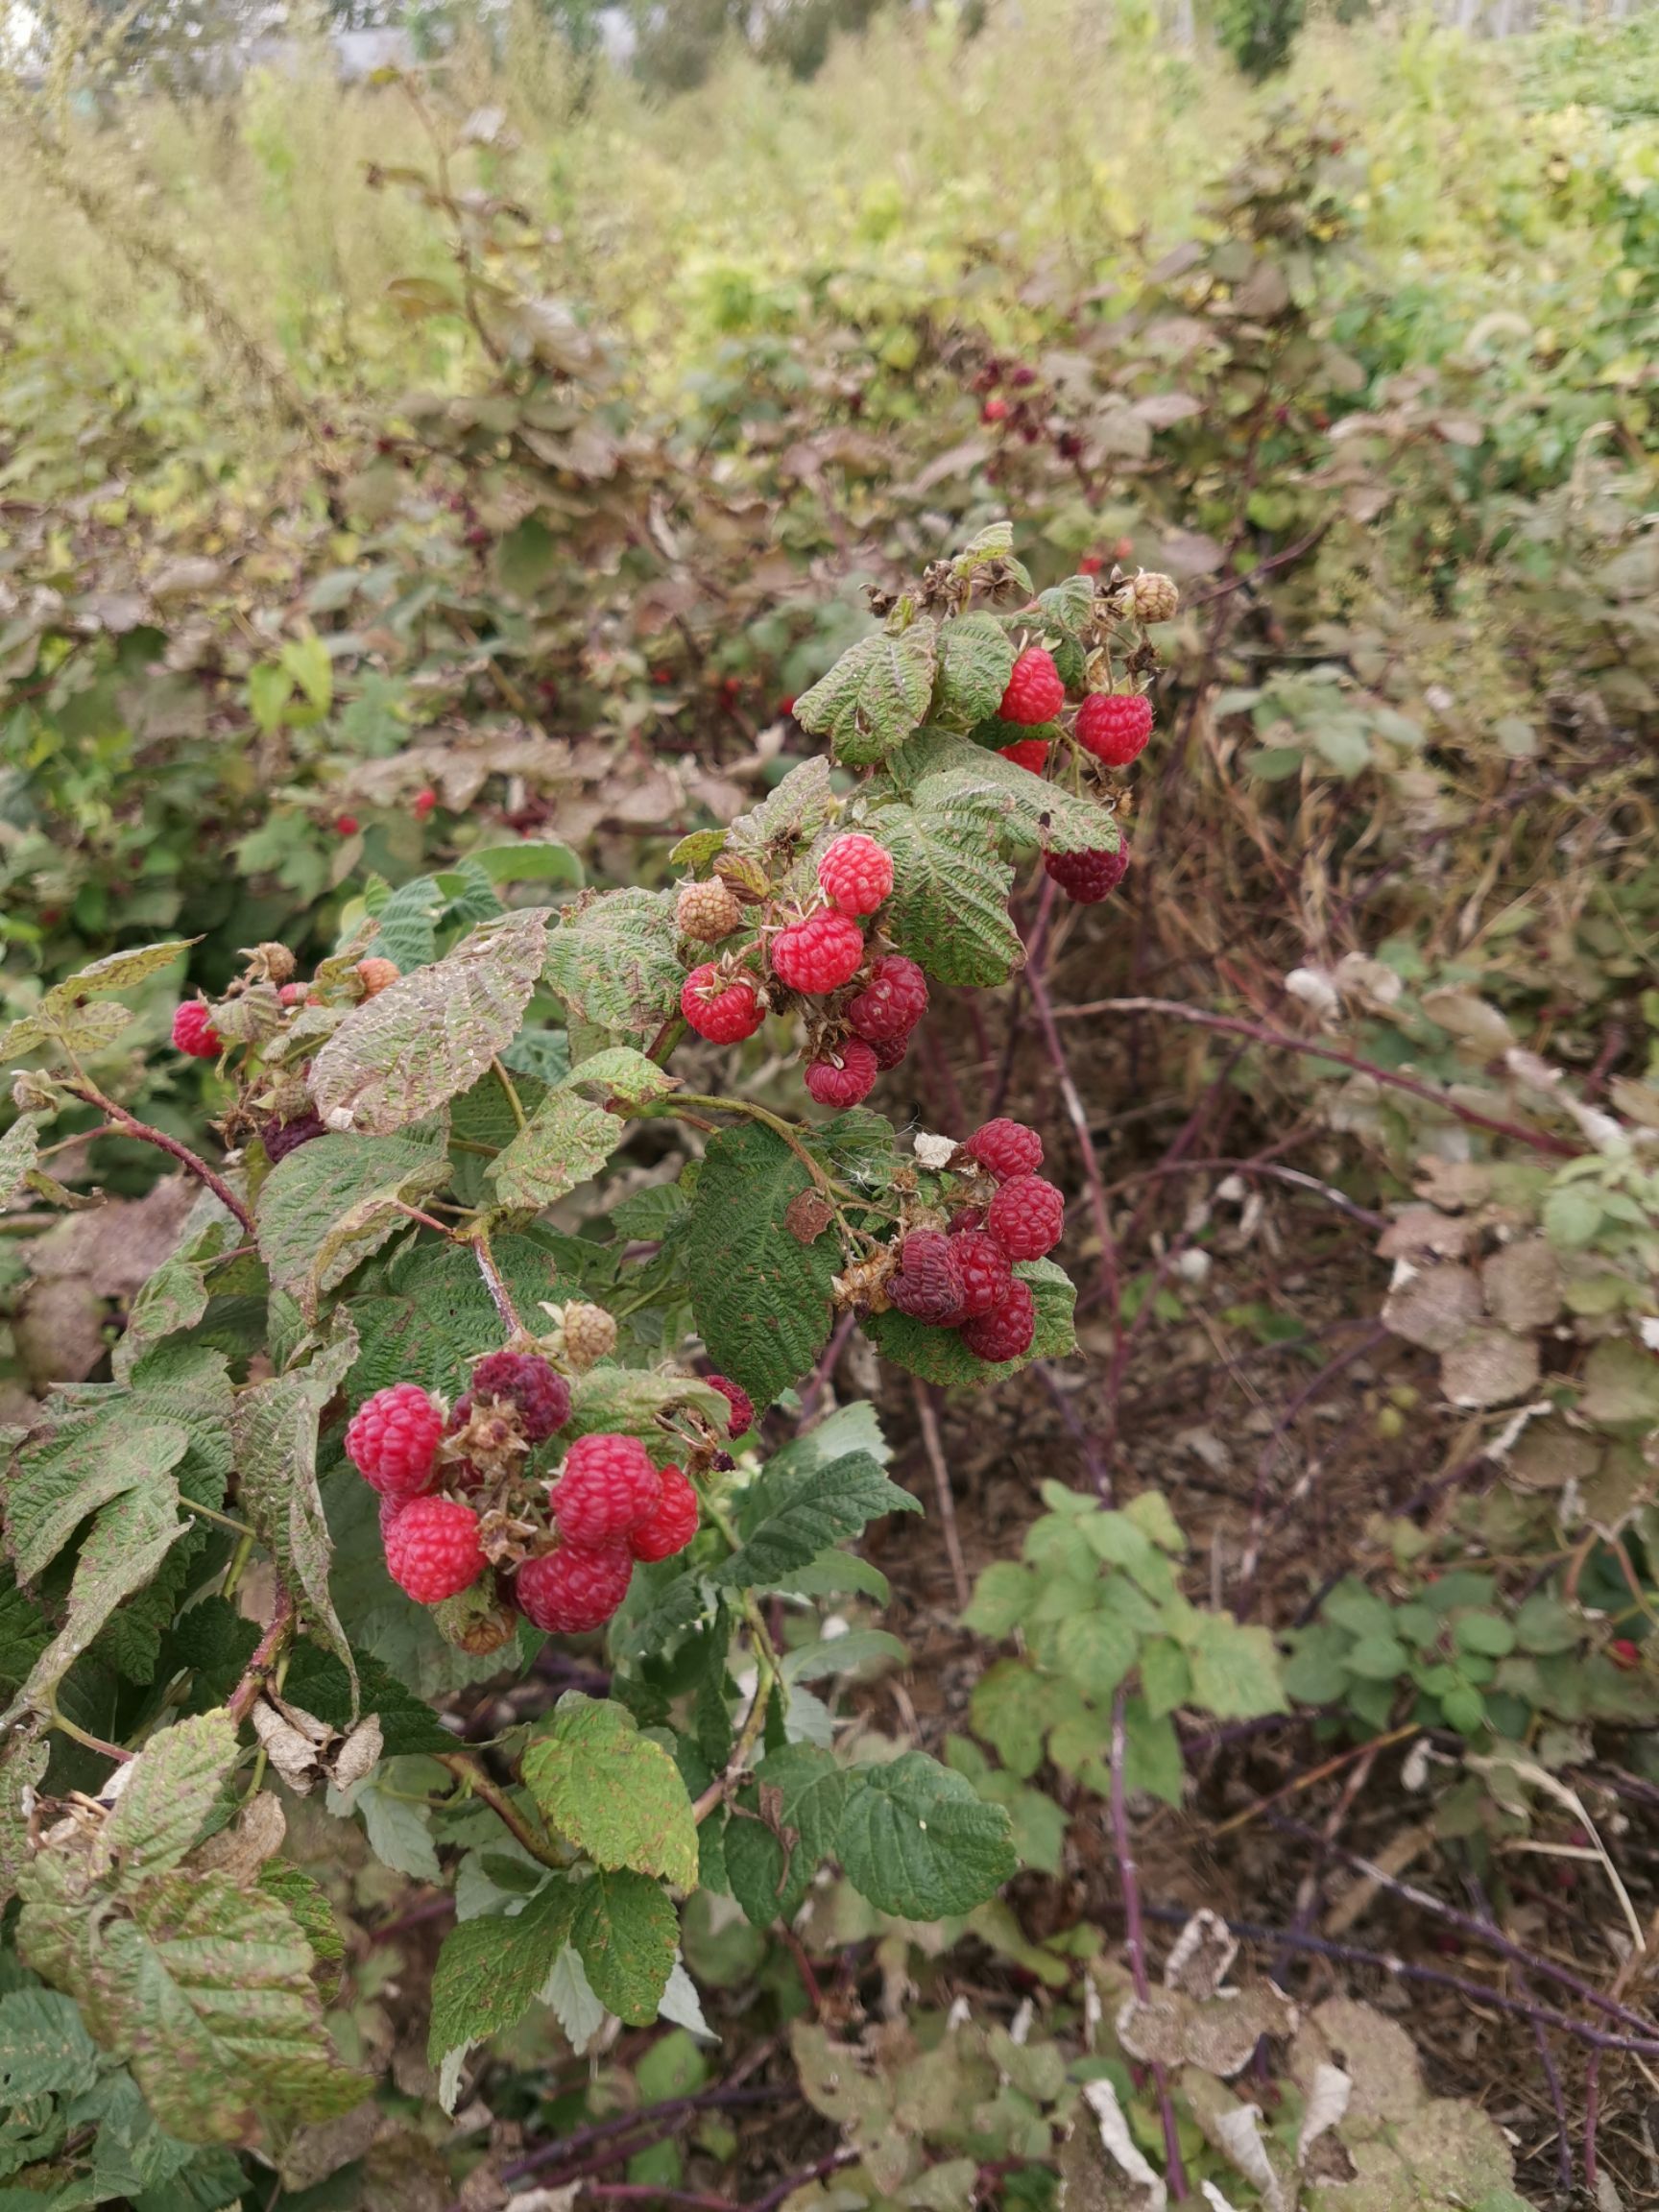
[
  {"left": 1111, "top": 1691, "right": 1189, "bottom": 2200},
  {"left": 47, "top": 1706, "right": 134, "bottom": 1764},
  {"left": 227, "top": 1587, "right": 296, "bottom": 1725},
  {"left": 62, "top": 1077, "right": 254, "bottom": 1232},
  {"left": 491, "top": 1058, "right": 528, "bottom": 1134},
  {"left": 469, "top": 1227, "right": 524, "bottom": 1334},
  {"left": 184, "top": 1501, "right": 256, "bottom": 1541},
  {"left": 435, "top": 1751, "right": 564, "bottom": 1869}
]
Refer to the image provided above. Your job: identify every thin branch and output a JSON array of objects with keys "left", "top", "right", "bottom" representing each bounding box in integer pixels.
[
  {"left": 435, "top": 1751, "right": 563, "bottom": 1868},
  {"left": 491, "top": 1058, "right": 528, "bottom": 1134},
  {"left": 1112, "top": 1691, "right": 1189, "bottom": 2200},
  {"left": 62, "top": 1079, "right": 253, "bottom": 1231},
  {"left": 227, "top": 1586, "right": 296, "bottom": 1725},
  {"left": 911, "top": 1380, "right": 971, "bottom": 1610},
  {"left": 692, "top": 1594, "right": 778, "bottom": 1824},
  {"left": 469, "top": 1228, "right": 524, "bottom": 1334},
  {"left": 500, "top": 2085, "right": 786, "bottom": 2183}
]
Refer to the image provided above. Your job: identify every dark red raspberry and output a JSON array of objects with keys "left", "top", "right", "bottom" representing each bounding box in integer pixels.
[
  {"left": 706, "top": 1373, "right": 754, "bottom": 1438},
  {"left": 998, "top": 739, "right": 1050, "bottom": 775},
  {"left": 172, "top": 1002, "right": 223, "bottom": 1058},
  {"left": 887, "top": 1230, "right": 967, "bottom": 1324},
  {"left": 1076, "top": 691, "right": 1153, "bottom": 766},
  {"left": 516, "top": 1543, "right": 634, "bottom": 1633},
  {"left": 1044, "top": 842, "right": 1130, "bottom": 904},
  {"left": 950, "top": 1229, "right": 1014, "bottom": 1319},
  {"left": 987, "top": 1174, "right": 1066, "bottom": 1262},
  {"left": 629, "top": 1465, "right": 700, "bottom": 1562},
  {"left": 869, "top": 1031, "right": 910, "bottom": 1071},
  {"left": 998, "top": 648, "right": 1066, "bottom": 727},
  {"left": 961, "top": 1277, "right": 1036, "bottom": 1363},
  {"left": 347, "top": 1382, "right": 445, "bottom": 1500},
  {"left": 384, "top": 1496, "right": 486, "bottom": 1602},
  {"left": 682, "top": 962, "right": 766, "bottom": 1045},
  {"left": 771, "top": 911, "right": 865, "bottom": 996},
  {"left": 805, "top": 1040, "right": 878, "bottom": 1108},
  {"left": 263, "top": 1109, "right": 326, "bottom": 1164},
  {"left": 965, "top": 1118, "right": 1045, "bottom": 1182},
  {"left": 845, "top": 954, "right": 927, "bottom": 1043},
  {"left": 549, "top": 1432, "right": 661, "bottom": 1545},
  {"left": 817, "top": 833, "right": 894, "bottom": 917},
  {"left": 457, "top": 1351, "right": 571, "bottom": 1443}
]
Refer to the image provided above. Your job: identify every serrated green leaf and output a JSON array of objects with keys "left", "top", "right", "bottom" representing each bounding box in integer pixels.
[
  {"left": 472, "top": 840, "right": 584, "bottom": 888},
  {"left": 725, "top": 1449, "right": 919, "bottom": 1587},
  {"left": 364, "top": 875, "right": 447, "bottom": 970},
  {"left": 41, "top": 941, "right": 195, "bottom": 1011},
  {"left": 794, "top": 625, "right": 938, "bottom": 766},
  {"left": 970, "top": 1660, "right": 1048, "bottom": 1779},
  {"left": 871, "top": 791, "right": 1022, "bottom": 987},
  {"left": 255, "top": 1132, "right": 448, "bottom": 1317},
  {"left": 93, "top": 1711, "right": 238, "bottom": 1890},
  {"left": 0, "top": 1987, "right": 101, "bottom": 2104},
  {"left": 930, "top": 613, "right": 1017, "bottom": 732},
  {"left": 427, "top": 1879, "right": 576, "bottom": 2063},
  {"left": 544, "top": 888, "right": 683, "bottom": 1046},
  {"left": 1123, "top": 1492, "right": 1187, "bottom": 1553},
  {"left": 257, "top": 1861, "right": 344, "bottom": 2002},
  {"left": 1121, "top": 1697, "right": 1184, "bottom": 1804},
  {"left": 1140, "top": 1638, "right": 1192, "bottom": 1718},
  {"left": 865, "top": 1259, "right": 1075, "bottom": 1382},
  {"left": 1182, "top": 1613, "right": 1286, "bottom": 1719},
  {"left": 348, "top": 1233, "right": 563, "bottom": 1406},
  {"left": 1037, "top": 576, "right": 1098, "bottom": 636},
  {"left": 685, "top": 1122, "right": 838, "bottom": 1406},
  {"left": 724, "top": 757, "right": 838, "bottom": 857},
  {"left": 889, "top": 726, "right": 1120, "bottom": 858},
  {"left": 568, "top": 1365, "right": 728, "bottom": 1440},
  {"left": 837, "top": 1752, "right": 1016, "bottom": 1917},
  {"left": 565, "top": 1046, "right": 677, "bottom": 1106},
  {"left": 568, "top": 1868, "right": 678, "bottom": 2026},
  {"left": 961, "top": 1561, "right": 1037, "bottom": 1639},
  {"left": 523, "top": 1695, "right": 699, "bottom": 1889},
  {"left": 490, "top": 1086, "right": 624, "bottom": 1209},
  {"left": 1055, "top": 1608, "right": 1140, "bottom": 1701}
]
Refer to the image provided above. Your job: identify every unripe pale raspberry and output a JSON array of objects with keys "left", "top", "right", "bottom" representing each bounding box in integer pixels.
[
  {"left": 770, "top": 910, "right": 866, "bottom": 996},
  {"left": 278, "top": 981, "right": 309, "bottom": 1007},
  {"left": 629, "top": 1465, "right": 700, "bottom": 1562},
  {"left": 950, "top": 1229, "right": 1015, "bottom": 1318},
  {"left": 1130, "top": 571, "right": 1180, "bottom": 624},
  {"left": 998, "top": 647, "right": 1067, "bottom": 727},
  {"left": 347, "top": 1382, "right": 445, "bottom": 1499},
  {"left": 1076, "top": 692, "right": 1153, "bottom": 767},
  {"left": 805, "top": 1039, "right": 878, "bottom": 1108},
  {"left": 434, "top": 1576, "right": 517, "bottom": 1655},
  {"left": 706, "top": 1374, "right": 754, "bottom": 1438},
  {"left": 263, "top": 1108, "right": 326, "bottom": 1164},
  {"left": 961, "top": 1277, "right": 1036, "bottom": 1363},
  {"left": 384, "top": 1496, "right": 486, "bottom": 1603},
  {"left": 549, "top": 1432, "right": 661, "bottom": 1545},
  {"left": 965, "top": 1118, "right": 1045, "bottom": 1182},
  {"left": 356, "top": 956, "right": 400, "bottom": 998},
  {"left": 561, "top": 1302, "right": 618, "bottom": 1372},
  {"left": 682, "top": 962, "right": 765, "bottom": 1045},
  {"left": 845, "top": 954, "right": 927, "bottom": 1043},
  {"left": 987, "top": 1173, "right": 1066, "bottom": 1262},
  {"left": 998, "top": 739, "right": 1050, "bottom": 775},
  {"left": 516, "top": 1543, "right": 634, "bottom": 1633},
  {"left": 817, "top": 833, "right": 894, "bottom": 917},
  {"left": 172, "top": 1001, "right": 223, "bottom": 1059},
  {"left": 887, "top": 1229, "right": 967, "bottom": 1324},
  {"left": 1044, "top": 843, "right": 1130, "bottom": 904},
  {"left": 457, "top": 1351, "right": 571, "bottom": 1443},
  {"left": 677, "top": 878, "right": 743, "bottom": 943},
  {"left": 252, "top": 942, "right": 297, "bottom": 984}
]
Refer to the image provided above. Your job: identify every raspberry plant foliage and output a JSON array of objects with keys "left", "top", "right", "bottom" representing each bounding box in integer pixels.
[{"left": 0, "top": 528, "right": 1177, "bottom": 2175}]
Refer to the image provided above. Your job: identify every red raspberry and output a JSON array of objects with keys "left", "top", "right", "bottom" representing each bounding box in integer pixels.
[
  {"left": 987, "top": 1173, "right": 1066, "bottom": 1262},
  {"left": 817, "top": 833, "right": 894, "bottom": 917},
  {"left": 456, "top": 1351, "right": 571, "bottom": 1443},
  {"left": 998, "top": 648, "right": 1066, "bottom": 727},
  {"left": 629, "top": 1465, "right": 700, "bottom": 1562},
  {"left": 965, "top": 1118, "right": 1045, "bottom": 1182},
  {"left": 887, "top": 1230, "right": 966, "bottom": 1324},
  {"left": 1610, "top": 1638, "right": 1641, "bottom": 1671},
  {"left": 1078, "top": 554, "right": 1105, "bottom": 576},
  {"left": 172, "top": 1001, "right": 223, "bottom": 1059},
  {"left": 981, "top": 397, "right": 1009, "bottom": 423},
  {"left": 378, "top": 1496, "right": 406, "bottom": 1541},
  {"left": 771, "top": 910, "right": 865, "bottom": 996},
  {"left": 998, "top": 739, "right": 1050, "bottom": 775},
  {"left": 870, "top": 1031, "right": 911, "bottom": 1070},
  {"left": 846, "top": 955, "right": 927, "bottom": 1043},
  {"left": 516, "top": 1543, "right": 634, "bottom": 1633},
  {"left": 950, "top": 1229, "right": 1015, "bottom": 1318},
  {"left": 549, "top": 1432, "right": 661, "bottom": 1545},
  {"left": 413, "top": 786, "right": 438, "bottom": 818},
  {"left": 1044, "top": 842, "right": 1130, "bottom": 904},
  {"left": 805, "top": 1040, "right": 878, "bottom": 1108},
  {"left": 384, "top": 1496, "right": 486, "bottom": 1603},
  {"left": 961, "top": 1277, "right": 1036, "bottom": 1363},
  {"left": 263, "top": 1109, "right": 326, "bottom": 1164},
  {"left": 682, "top": 963, "right": 766, "bottom": 1045},
  {"left": 706, "top": 1374, "right": 754, "bottom": 1438},
  {"left": 334, "top": 815, "right": 360, "bottom": 836},
  {"left": 347, "top": 1382, "right": 445, "bottom": 1499},
  {"left": 1076, "top": 691, "right": 1153, "bottom": 766}
]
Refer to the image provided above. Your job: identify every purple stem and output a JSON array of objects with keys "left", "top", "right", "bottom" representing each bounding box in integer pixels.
[
  {"left": 795, "top": 1311, "right": 856, "bottom": 1431},
  {"left": 1471, "top": 1878, "right": 1573, "bottom": 2193},
  {"left": 500, "top": 2085, "right": 784, "bottom": 2183},
  {"left": 749, "top": 2148, "right": 861, "bottom": 2212},
  {"left": 1036, "top": 1359, "right": 1113, "bottom": 1503}
]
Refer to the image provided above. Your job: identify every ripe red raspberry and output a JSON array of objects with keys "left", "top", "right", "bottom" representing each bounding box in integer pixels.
[
  {"left": 965, "top": 1118, "right": 1045, "bottom": 1182},
  {"left": 770, "top": 910, "right": 865, "bottom": 996},
  {"left": 549, "top": 1432, "right": 661, "bottom": 1545},
  {"left": 846, "top": 954, "right": 927, "bottom": 1043},
  {"left": 516, "top": 1543, "right": 634, "bottom": 1633},
  {"left": 1076, "top": 691, "right": 1153, "bottom": 767},
  {"left": 413, "top": 786, "right": 438, "bottom": 818},
  {"left": 172, "top": 1001, "right": 223, "bottom": 1059},
  {"left": 1078, "top": 553, "right": 1105, "bottom": 576},
  {"left": 998, "top": 739, "right": 1050, "bottom": 775},
  {"left": 817, "top": 834, "right": 894, "bottom": 916},
  {"left": 870, "top": 1031, "right": 911, "bottom": 1071},
  {"left": 682, "top": 963, "right": 765, "bottom": 1045},
  {"left": 356, "top": 956, "right": 400, "bottom": 998},
  {"left": 981, "top": 397, "right": 1009, "bottom": 423},
  {"left": 346, "top": 1382, "right": 445, "bottom": 1499},
  {"left": 987, "top": 1174, "right": 1066, "bottom": 1262},
  {"left": 1610, "top": 1637, "right": 1641, "bottom": 1671},
  {"left": 887, "top": 1230, "right": 966, "bottom": 1324},
  {"left": 384, "top": 1495, "right": 486, "bottom": 1603},
  {"left": 998, "top": 647, "right": 1066, "bottom": 727},
  {"left": 706, "top": 1373, "right": 754, "bottom": 1438},
  {"left": 458, "top": 1351, "right": 571, "bottom": 1443},
  {"left": 950, "top": 1229, "right": 1015, "bottom": 1318},
  {"left": 961, "top": 1277, "right": 1036, "bottom": 1363},
  {"left": 1044, "top": 842, "right": 1130, "bottom": 904},
  {"left": 805, "top": 1040, "right": 878, "bottom": 1108},
  {"left": 677, "top": 878, "right": 744, "bottom": 943},
  {"left": 629, "top": 1465, "right": 700, "bottom": 1562},
  {"left": 334, "top": 814, "right": 360, "bottom": 836},
  {"left": 263, "top": 1108, "right": 326, "bottom": 1164}
]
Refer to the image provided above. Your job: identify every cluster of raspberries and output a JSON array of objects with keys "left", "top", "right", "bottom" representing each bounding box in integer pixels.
[
  {"left": 343, "top": 1350, "right": 746, "bottom": 1635},
  {"left": 885, "top": 1118, "right": 1062, "bottom": 1364},
  {"left": 678, "top": 832, "right": 927, "bottom": 1106}
]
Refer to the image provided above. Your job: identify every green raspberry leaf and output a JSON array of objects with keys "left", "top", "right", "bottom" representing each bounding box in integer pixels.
[
  {"left": 427, "top": 1881, "right": 577, "bottom": 2064},
  {"left": 865, "top": 1259, "right": 1075, "bottom": 1383},
  {"left": 568, "top": 1868, "right": 678, "bottom": 2026},
  {"left": 685, "top": 1121, "right": 838, "bottom": 1406},
  {"left": 871, "top": 791, "right": 1022, "bottom": 988},
  {"left": 794, "top": 624, "right": 938, "bottom": 767},
  {"left": 837, "top": 1752, "right": 1016, "bottom": 1918},
  {"left": 930, "top": 612, "right": 1017, "bottom": 731},
  {"left": 544, "top": 887, "right": 683, "bottom": 1046},
  {"left": 522, "top": 1694, "right": 699, "bottom": 1890}
]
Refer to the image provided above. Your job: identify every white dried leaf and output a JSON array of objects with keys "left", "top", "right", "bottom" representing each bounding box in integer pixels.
[
  {"left": 1201, "top": 2184, "right": 1241, "bottom": 2212},
  {"left": 1297, "top": 2062, "right": 1353, "bottom": 2164},
  {"left": 437, "top": 2042, "right": 474, "bottom": 2116},
  {"left": 1164, "top": 1908, "right": 1238, "bottom": 1999},
  {"left": 331, "top": 1714, "right": 384, "bottom": 1792},
  {"left": 1214, "top": 2104, "right": 1286, "bottom": 2212},
  {"left": 1082, "top": 2076, "right": 1168, "bottom": 2211},
  {"left": 913, "top": 1131, "right": 958, "bottom": 1169},
  {"left": 1285, "top": 967, "right": 1339, "bottom": 1021}
]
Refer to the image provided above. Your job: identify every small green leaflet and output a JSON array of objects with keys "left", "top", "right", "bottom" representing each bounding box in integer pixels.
[
  {"left": 90, "top": 1709, "right": 238, "bottom": 1891},
  {"left": 490, "top": 1046, "right": 674, "bottom": 1210},
  {"left": 568, "top": 1867, "right": 679, "bottom": 2026},
  {"left": 866, "top": 1260, "right": 1076, "bottom": 1383},
  {"left": 427, "top": 1881, "right": 577, "bottom": 2064},
  {"left": 255, "top": 1131, "right": 449, "bottom": 1318},
  {"left": 522, "top": 1695, "right": 699, "bottom": 1890},
  {"left": 347, "top": 1233, "right": 562, "bottom": 1405},
  {"left": 837, "top": 1753, "right": 1016, "bottom": 1919},
  {"left": 568, "top": 1366, "right": 730, "bottom": 1441},
  {"left": 793, "top": 623, "right": 939, "bottom": 767},
  {"left": 543, "top": 887, "right": 683, "bottom": 1046},
  {"left": 685, "top": 1122, "right": 838, "bottom": 1405},
  {"left": 723, "top": 757, "right": 837, "bottom": 857},
  {"left": 870, "top": 789, "right": 1022, "bottom": 987},
  {"left": 929, "top": 613, "right": 1017, "bottom": 731},
  {"left": 0, "top": 1987, "right": 102, "bottom": 2104},
  {"left": 728, "top": 1449, "right": 920, "bottom": 1588},
  {"left": 363, "top": 874, "right": 448, "bottom": 970},
  {"left": 41, "top": 940, "right": 196, "bottom": 1011}
]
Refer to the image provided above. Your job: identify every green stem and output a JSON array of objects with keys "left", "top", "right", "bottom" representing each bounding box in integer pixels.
[
  {"left": 492, "top": 1058, "right": 529, "bottom": 1134},
  {"left": 186, "top": 1501, "right": 256, "bottom": 1540},
  {"left": 692, "top": 1594, "right": 779, "bottom": 1826},
  {"left": 48, "top": 1706, "right": 133, "bottom": 1764},
  {"left": 221, "top": 1529, "right": 256, "bottom": 1602},
  {"left": 435, "top": 1751, "right": 565, "bottom": 1868}
]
